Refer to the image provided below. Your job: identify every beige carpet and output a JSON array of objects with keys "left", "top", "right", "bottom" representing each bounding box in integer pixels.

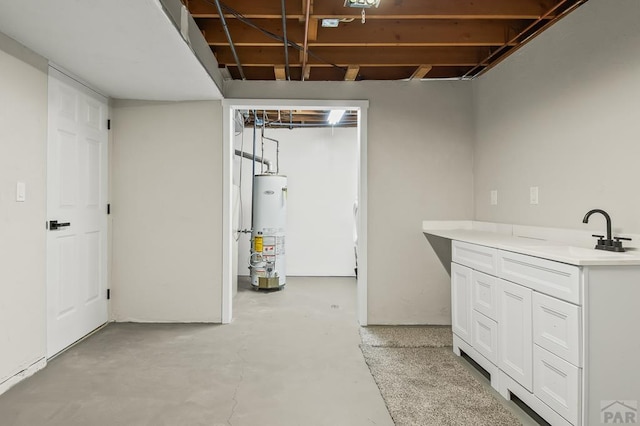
[
  {"left": 360, "top": 326, "right": 521, "bottom": 426},
  {"left": 360, "top": 325, "right": 453, "bottom": 348}
]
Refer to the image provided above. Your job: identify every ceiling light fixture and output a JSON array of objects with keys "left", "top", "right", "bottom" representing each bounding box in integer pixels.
[
  {"left": 327, "top": 109, "right": 346, "bottom": 125},
  {"left": 344, "top": 0, "right": 380, "bottom": 8},
  {"left": 321, "top": 19, "right": 340, "bottom": 28},
  {"left": 344, "top": 0, "right": 380, "bottom": 24}
]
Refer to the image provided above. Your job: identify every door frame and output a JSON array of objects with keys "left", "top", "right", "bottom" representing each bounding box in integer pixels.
[{"left": 221, "top": 99, "right": 369, "bottom": 325}]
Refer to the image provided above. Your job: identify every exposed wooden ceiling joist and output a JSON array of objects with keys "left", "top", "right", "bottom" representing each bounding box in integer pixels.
[
  {"left": 307, "top": 18, "right": 319, "bottom": 41},
  {"left": 410, "top": 65, "right": 433, "bottom": 80},
  {"left": 227, "top": 65, "right": 475, "bottom": 81},
  {"left": 274, "top": 65, "right": 287, "bottom": 81},
  {"left": 301, "top": 0, "right": 312, "bottom": 81},
  {"left": 196, "top": 19, "right": 525, "bottom": 47},
  {"left": 191, "top": 0, "right": 587, "bottom": 81},
  {"left": 189, "top": 0, "right": 558, "bottom": 20},
  {"left": 213, "top": 46, "right": 490, "bottom": 67},
  {"left": 344, "top": 65, "right": 359, "bottom": 81}
]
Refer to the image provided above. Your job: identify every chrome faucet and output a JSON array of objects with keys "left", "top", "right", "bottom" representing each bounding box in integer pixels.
[{"left": 582, "top": 209, "right": 631, "bottom": 252}]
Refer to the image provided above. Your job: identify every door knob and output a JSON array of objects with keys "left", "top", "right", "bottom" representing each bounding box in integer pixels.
[{"left": 49, "top": 220, "right": 71, "bottom": 230}]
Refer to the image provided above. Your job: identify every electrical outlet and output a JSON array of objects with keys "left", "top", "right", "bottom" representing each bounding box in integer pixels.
[
  {"left": 490, "top": 190, "right": 498, "bottom": 205},
  {"left": 16, "top": 182, "right": 26, "bottom": 202},
  {"left": 530, "top": 186, "right": 539, "bottom": 205}
]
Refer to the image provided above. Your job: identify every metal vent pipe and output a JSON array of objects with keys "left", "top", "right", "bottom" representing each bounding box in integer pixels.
[
  {"left": 213, "top": 0, "right": 246, "bottom": 80},
  {"left": 234, "top": 150, "right": 274, "bottom": 174}
]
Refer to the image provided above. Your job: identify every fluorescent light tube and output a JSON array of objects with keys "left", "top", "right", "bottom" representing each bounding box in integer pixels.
[{"left": 327, "top": 109, "right": 346, "bottom": 125}]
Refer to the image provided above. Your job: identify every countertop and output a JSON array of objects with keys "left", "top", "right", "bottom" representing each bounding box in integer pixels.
[{"left": 423, "top": 226, "right": 640, "bottom": 266}]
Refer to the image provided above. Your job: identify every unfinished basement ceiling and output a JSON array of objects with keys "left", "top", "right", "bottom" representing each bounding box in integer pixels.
[
  {"left": 242, "top": 109, "right": 358, "bottom": 128},
  {"left": 187, "top": 0, "right": 589, "bottom": 81}
]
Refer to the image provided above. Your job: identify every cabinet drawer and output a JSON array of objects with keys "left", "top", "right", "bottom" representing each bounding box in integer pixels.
[
  {"left": 472, "top": 271, "right": 498, "bottom": 321},
  {"left": 452, "top": 241, "right": 498, "bottom": 275},
  {"left": 497, "top": 250, "right": 580, "bottom": 304},
  {"left": 533, "top": 292, "right": 582, "bottom": 367},
  {"left": 534, "top": 345, "right": 581, "bottom": 426},
  {"left": 472, "top": 310, "right": 498, "bottom": 365}
]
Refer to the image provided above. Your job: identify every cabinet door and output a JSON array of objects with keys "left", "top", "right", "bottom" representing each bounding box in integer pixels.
[
  {"left": 473, "top": 270, "right": 498, "bottom": 321},
  {"left": 472, "top": 310, "right": 499, "bottom": 364},
  {"left": 451, "top": 263, "right": 473, "bottom": 344},
  {"left": 499, "top": 279, "right": 533, "bottom": 392}
]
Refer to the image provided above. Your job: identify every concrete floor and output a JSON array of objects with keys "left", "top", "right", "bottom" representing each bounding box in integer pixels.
[
  {"left": 0, "top": 277, "right": 394, "bottom": 426},
  {"left": 0, "top": 276, "right": 543, "bottom": 426}
]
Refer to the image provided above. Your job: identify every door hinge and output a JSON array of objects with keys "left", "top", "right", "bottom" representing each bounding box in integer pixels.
[
  {"left": 107, "top": 203, "right": 111, "bottom": 215},
  {"left": 107, "top": 289, "right": 111, "bottom": 300},
  {"left": 107, "top": 119, "right": 111, "bottom": 130}
]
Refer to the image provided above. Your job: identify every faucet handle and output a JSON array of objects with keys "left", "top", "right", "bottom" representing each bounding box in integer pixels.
[
  {"left": 611, "top": 236, "right": 632, "bottom": 251},
  {"left": 592, "top": 234, "right": 604, "bottom": 238}
]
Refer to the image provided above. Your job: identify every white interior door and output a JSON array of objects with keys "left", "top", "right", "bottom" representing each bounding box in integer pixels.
[{"left": 47, "top": 67, "right": 108, "bottom": 357}]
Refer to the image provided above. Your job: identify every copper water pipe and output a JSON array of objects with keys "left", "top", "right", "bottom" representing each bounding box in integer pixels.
[
  {"left": 463, "top": 0, "right": 575, "bottom": 79},
  {"left": 301, "top": 0, "right": 312, "bottom": 81}
]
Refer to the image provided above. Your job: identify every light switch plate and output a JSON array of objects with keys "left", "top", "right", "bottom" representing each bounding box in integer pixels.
[
  {"left": 490, "top": 190, "right": 498, "bottom": 205},
  {"left": 530, "top": 186, "right": 539, "bottom": 205},
  {"left": 16, "top": 182, "right": 26, "bottom": 202}
]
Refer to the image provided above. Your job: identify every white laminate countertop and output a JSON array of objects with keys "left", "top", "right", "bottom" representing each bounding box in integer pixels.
[{"left": 423, "top": 227, "right": 640, "bottom": 266}]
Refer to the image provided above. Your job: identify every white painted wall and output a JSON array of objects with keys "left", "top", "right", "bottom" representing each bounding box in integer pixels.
[
  {"left": 235, "top": 126, "right": 358, "bottom": 277},
  {"left": 0, "top": 34, "right": 47, "bottom": 384},
  {"left": 225, "top": 81, "right": 475, "bottom": 324},
  {"left": 7, "top": 0, "right": 626, "bottom": 336},
  {"left": 111, "top": 100, "right": 223, "bottom": 322},
  {"left": 473, "top": 0, "right": 640, "bottom": 234}
]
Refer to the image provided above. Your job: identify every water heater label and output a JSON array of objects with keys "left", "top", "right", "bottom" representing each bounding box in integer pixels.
[
  {"left": 263, "top": 236, "right": 276, "bottom": 246},
  {"left": 263, "top": 245, "right": 275, "bottom": 255},
  {"left": 254, "top": 237, "right": 263, "bottom": 252}
]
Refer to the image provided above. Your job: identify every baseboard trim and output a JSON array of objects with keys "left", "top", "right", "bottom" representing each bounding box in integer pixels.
[{"left": 0, "top": 357, "right": 47, "bottom": 396}]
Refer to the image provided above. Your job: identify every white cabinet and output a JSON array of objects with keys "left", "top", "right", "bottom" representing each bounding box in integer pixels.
[
  {"left": 533, "top": 292, "right": 581, "bottom": 366},
  {"left": 472, "top": 270, "right": 498, "bottom": 321},
  {"left": 452, "top": 241, "right": 497, "bottom": 275},
  {"left": 451, "top": 262, "right": 472, "bottom": 344},
  {"left": 439, "top": 236, "right": 640, "bottom": 426},
  {"left": 472, "top": 310, "right": 498, "bottom": 364},
  {"left": 451, "top": 242, "right": 503, "bottom": 394},
  {"left": 497, "top": 250, "right": 580, "bottom": 304},
  {"left": 498, "top": 279, "right": 533, "bottom": 392},
  {"left": 451, "top": 243, "right": 501, "bottom": 391},
  {"left": 534, "top": 345, "right": 580, "bottom": 425},
  {"left": 450, "top": 241, "right": 583, "bottom": 426}
]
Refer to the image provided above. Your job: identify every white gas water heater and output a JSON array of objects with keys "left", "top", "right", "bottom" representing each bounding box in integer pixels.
[
  {"left": 236, "top": 115, "right": 287, "bottom": 290},
  {"left": 250, "top": 174, "right": 287, "bottom": 290}
]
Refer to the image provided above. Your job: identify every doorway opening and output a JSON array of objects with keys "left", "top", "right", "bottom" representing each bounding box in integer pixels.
[{"left": 222, "top": 100, "right": 369, "bottom": 325}]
